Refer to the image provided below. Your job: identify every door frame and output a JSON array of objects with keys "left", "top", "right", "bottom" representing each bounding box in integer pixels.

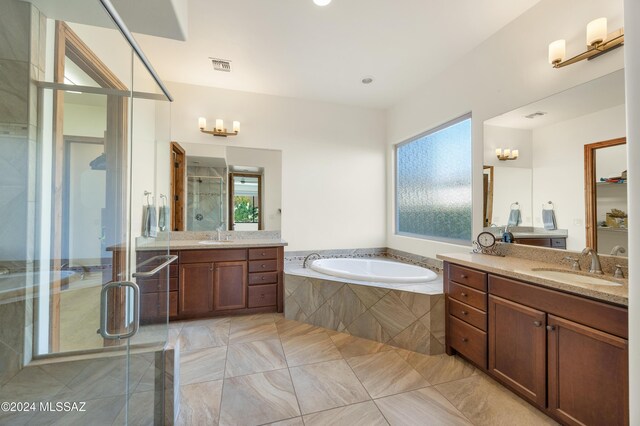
[
  {"left": 584, "top": 137, "right": 627, "bottom": 250},
  {"left": 170, "top": 141, "right": 186, "bottom": 231},
  {"left": 229, "top": 172, "right": 263, "bottom": 231},
  {"left": 48, "top": 21, "right": 129, "bottom": 353}
]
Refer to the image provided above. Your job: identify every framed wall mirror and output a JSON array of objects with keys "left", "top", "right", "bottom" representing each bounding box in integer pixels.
[{"left": 482, "top": 69, "right": 627, "bottom": 256}]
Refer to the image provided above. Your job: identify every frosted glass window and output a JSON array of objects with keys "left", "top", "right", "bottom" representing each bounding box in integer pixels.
[{"left": 395, "top": 114, "right": 472, "bottom": 243}]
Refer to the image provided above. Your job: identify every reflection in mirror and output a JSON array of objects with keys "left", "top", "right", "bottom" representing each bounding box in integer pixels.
[
  {"left": 172, "top": 143, "right": 282, "bottom": 232},
  {"left": 483, "top": 166, "right": 494, "bottom": 227},
  {"left": 483, "top": 70, "right": 626, "bottom": 255}
]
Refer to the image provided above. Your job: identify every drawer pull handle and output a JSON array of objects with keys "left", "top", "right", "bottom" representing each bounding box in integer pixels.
[
  {"left": 460, "top": 292, "right": 467, "bottom": 297},
  {"left": 461, "top": 310, "right": 468, "bottom": 316},
  {"left": 462, "top": 337, "right": 469, "bottom": 343},
  {"left": 546, "top": 325, "right": 556, "bottom": 331},
  {"left": 461, "top": 274, "right": 468, "bottom": 279},
  {"left": 533, "top": 321, "right": 542, "bottom": 327}
]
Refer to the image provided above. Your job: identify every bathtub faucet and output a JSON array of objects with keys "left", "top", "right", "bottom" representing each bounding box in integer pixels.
[{"left": 303, "top": 253, "right": 321, "bottom": 268}]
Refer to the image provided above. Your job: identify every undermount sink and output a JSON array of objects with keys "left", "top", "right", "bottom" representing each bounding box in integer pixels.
[
  {"left": 198, "top": 240, "right": 235, "bottom": 245},
  {"left": 531, "top": 268, "right": 623, "bottom": 287}
]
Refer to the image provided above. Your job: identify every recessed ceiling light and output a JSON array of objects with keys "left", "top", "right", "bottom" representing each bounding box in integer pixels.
[
  {"left": 361, "top": 77, "right": 374, "bottom": 85},
  {"left": 313, "top": 0, "right": 331, "bottom": 6}
]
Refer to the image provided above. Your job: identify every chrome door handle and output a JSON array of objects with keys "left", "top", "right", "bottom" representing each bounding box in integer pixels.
[
  {"left": 99, "top": 281, "right": 140, "bottom": 340},
  {"left": 132, "top": 255, "right": 178, "bottom": 278}
]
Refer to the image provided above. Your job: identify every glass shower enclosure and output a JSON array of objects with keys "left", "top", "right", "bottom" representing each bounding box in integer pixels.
[{"left": 0, "top": 0, "right": 173, "bottom": 424}]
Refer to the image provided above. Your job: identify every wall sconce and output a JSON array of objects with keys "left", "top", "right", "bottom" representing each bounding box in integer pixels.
[
  {"left": 198, "top": 117, "right": 240, "bottom": 137},
  {"left": 496, "top": 148, "right": 519, "bottom": 161},
  {"left": 548, "top": 17, "right": 624, "bottom": 68}
]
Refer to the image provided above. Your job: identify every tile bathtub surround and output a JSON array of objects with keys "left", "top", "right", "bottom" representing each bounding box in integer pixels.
[
  {"left": 164, "top": 313, "right": 556, "bottom": 425},
  {"left": 284, "top": 274, "right": 446, "bottom": 356}
]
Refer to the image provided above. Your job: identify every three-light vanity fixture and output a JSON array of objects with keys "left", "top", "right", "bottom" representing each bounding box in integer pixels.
[
  {"left": 548, "top": 17, "right": 624, "bottom": 68},
  {"left": 198, "top": 117, "right": 240, "bottom": 137},
  {"left": 496, "top": 148, "right": 519, "bottom": 161}
]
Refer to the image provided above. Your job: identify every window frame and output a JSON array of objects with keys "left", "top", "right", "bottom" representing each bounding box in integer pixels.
[{"left": 394, "top": 112, "right": 473, "bottom": 245}]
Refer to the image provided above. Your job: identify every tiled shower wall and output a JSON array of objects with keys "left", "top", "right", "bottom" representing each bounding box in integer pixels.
[
  {"left": 0, "top": 0, "right": 44, "bottom": 384},
  {"left": 284, "top": 275, "right": 446, "bottom": 355}
]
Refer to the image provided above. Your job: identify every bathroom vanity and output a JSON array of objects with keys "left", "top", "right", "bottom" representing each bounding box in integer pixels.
[
  {"left": 440, "top": 254, "right": 628, "bottom": 426},
  {"left": 113, "top": 241, "right": 286, "bottom": 323}
]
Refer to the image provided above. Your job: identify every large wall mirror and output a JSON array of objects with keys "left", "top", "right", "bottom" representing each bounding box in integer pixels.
[
  {"left": 170, "top": 142, "right": 282, "bottom": 232},
  {"left": 483, "top": 69, "right": 627, "bottom": 257}
]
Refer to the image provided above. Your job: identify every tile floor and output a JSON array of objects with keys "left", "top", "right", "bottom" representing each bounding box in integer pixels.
[{"left": 171, "top": 313, "right": 558, "bottom": 426}]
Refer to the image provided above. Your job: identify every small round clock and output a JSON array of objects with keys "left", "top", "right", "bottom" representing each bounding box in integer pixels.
[{"left": 477, "top": 231, "right": 497, "bottom": 249}]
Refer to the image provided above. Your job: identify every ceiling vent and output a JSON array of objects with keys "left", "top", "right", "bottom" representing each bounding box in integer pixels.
[
  {"left": 524, "top": 111, "right": 548, "bottom": 119},
  {"left": 210, "top": 58, "right": 231, "bottom": 72}
]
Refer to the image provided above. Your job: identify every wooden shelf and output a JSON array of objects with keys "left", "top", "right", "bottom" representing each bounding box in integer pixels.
[{"left": 596, "top": 181, "right": 627, "bottom": 186}]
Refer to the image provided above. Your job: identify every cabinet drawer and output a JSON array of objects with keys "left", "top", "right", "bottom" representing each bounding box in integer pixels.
[
  {"left": 249, "top": 259, "right": 278, "bottom": 273},
  {"left": 180, "top": 249, "right": 247, "bottom": 264},
  {"left": 248, "top": 248, "right": 278, "bottom": 260},
  {"left": 449, "top": 316, "right": 487, "bottom": 368},
  {"left": 551, "top": 238, "right": 566, "bottom": 249},
  {"left": 449, "top": 298, "right": 487, "bottom": 331},
  {"left": 449, "top": 264, "right": 487, "bottom": 291},
  {"left": 248, "top": 284, "right": 277, "bottom": 308},
  {"left": 249, "top": 272, "right": 278, "bottom": 285},
  {"left": 449, "top": 281, "right": 487, "bottom": 311},
  {"left": 139, "top": 277, "right": 178, "bottom": 294},
  {"left": 515, "top": 238, "right": 551, "bottom": 247}
]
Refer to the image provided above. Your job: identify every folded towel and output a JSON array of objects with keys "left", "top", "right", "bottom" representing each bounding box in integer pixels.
[
  {"left": 507, "top": 208, "right": 521, "bottom": 226},
  {"left": 158, "top": 205, "right": 170, "bottom": 232},
  {"left": 542, "top": 208, "right": 557, "bottom": 230},
  {"left": 143, "top": 205, "right": 158, "bottom": 238}
]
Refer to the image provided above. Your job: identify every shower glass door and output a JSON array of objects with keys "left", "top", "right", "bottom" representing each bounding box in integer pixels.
[{"left": 0, "top": 1, "right": 172, "bottom": 424}]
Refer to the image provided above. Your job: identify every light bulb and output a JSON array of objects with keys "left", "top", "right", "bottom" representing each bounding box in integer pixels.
[
  {"left": 548, "top": 40, "right": 566, "bottom": 65},
  {"left": 215, "top": 119, "right": 224, "bottom": 132},
  {"left": 587, "top": 18, "right": 607, "bottom": 46},
  {"left": 198, "top": 117, "right": 206, "bottom": 129},
  {"left": 313, "top": 0, "right": 331, "bottom": 6}
]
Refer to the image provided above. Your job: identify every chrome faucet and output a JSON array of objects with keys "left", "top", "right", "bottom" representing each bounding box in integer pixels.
[
  {"left": 610, "top": 245, "right": 626, "bottom": 256},
  {"left": 581, "top": 248, "right": 603, "bottom": 275},
  {"left": 303, "top": 253, "right": 321, "bottom": 268}
]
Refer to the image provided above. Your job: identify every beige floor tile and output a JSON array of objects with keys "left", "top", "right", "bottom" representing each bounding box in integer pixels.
[
  {"left": 435, "top": 374, "right": 558, "bottom": 426},
  {"left": 264, "top": 417, "right": 304, "bottom": 426},
  {"left": 347, "top": 351, "right": 429, "bottom": 398},
  {"left": 229, "top": 313, "right": 276, "bottom": 329},
  {"left": 281, "top": 332, "right": 342, "bottom": 367},
  {"left": 375, "top": 387, "right": 472, "bottom": 426},
  {"left": 225, "top": 339, "right": 287, "bottom": 378},
  {"left": 181, "top": 346, "right": 227, "bottom": 385},
  {"left": 180, "top": 324, "right": 228, "bottom": 351},
  {"left": 289, "top": 359, "right": 369, "bottom": 414},
  {"left": 330, "top": 333, "right": 393, "bottom": 358},
  {"left": 229, "top": 321, "right": 279, "bottom": 344},
  {"left": 275, "top": 318, "right": 326, "bottom": 340},
  {"left": 177, "top": 379, "right": 223, "bottom": 426},
  {"left": 219, "top": 369, "right": 300, "bottom": 426},
  {"left": 303, "top": 401, "right": 388, "bottom": 426},
  {"left": 396, "top": 349, "right": 476, "bottom": 385}
]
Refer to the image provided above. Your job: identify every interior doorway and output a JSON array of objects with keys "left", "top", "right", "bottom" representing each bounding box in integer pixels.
[{"left": 170, "top": 141, "right": 186, "bottom": 231}]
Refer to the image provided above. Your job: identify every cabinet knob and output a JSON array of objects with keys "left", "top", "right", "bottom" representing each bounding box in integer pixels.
[
  {"left": 460, "top": 292, "right": 467, "bottom": 297},
  {"left": 546, "top": 325, "right": 556, "bottom": 331},
  {"left": 261, "top": 264, "right": 266, "bottom": 268},
  {"left": 461, "top": 274, "right": 468, "bottom": 279},
  {"left": 461, "top": 310, "right": 468, "bottom": 316},
  {"left": 260, "top": 293, "right": 265, "bottom": 297},
  {"left": 261, "top": 276, "right": 266, "bottom": 280},
  {"left": 261, "top": 252, "right": 266, "bottom": 256},
  {"left": 462, "top": 337, "right": 469, "bottom": 343},
  {"left": 533, "top": 321, "right": 542, "bottom": 327}
]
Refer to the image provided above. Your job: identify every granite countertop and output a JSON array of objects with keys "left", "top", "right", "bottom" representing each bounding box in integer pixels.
[
  {"left": 136, "top": 239, "right": 288, "bottom": 251},
  {"left": 437, "top": 252, "right": 628, "bottom": 306}
]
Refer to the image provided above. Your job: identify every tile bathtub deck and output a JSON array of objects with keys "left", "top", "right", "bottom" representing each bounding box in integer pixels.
[{"left": 172, "top": 313, "right": 558, "bottom": 426}]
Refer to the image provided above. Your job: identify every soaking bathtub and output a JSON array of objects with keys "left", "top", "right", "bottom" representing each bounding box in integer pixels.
[{"left": 309, "top": 258, "right": 438, "bottom": 284}]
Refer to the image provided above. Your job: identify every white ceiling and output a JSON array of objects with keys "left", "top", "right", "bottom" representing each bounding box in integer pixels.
[
  {"left": 134, "top": 0, "right": 542, "bottom": 108},
  {"left": 485, "top": 69, "right": 626, "bottom": 130}
]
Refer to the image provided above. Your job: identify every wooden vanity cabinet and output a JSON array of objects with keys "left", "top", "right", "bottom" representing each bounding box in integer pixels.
[
  {"left": 179, "top": 263, "right": 214, "bottom": 315},
  {"left": 444, "top": 261, "right": 629, "bottom": 425},
  {"left": 213, "top": 261, "right": 247, "bottom": 311}
]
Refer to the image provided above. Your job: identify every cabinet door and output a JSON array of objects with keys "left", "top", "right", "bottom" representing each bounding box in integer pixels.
[
  {"left": 489, "top": 295, "right": 546, "bottom": 408},
  {"left": 213, "top": 261, "right": 247, "bottom": 311},
  {"left": 547, "top": 315, "right": 628, "bottom": 426},
  {"left": 179, "top": 263, "right": 214, "bottom": 315}
]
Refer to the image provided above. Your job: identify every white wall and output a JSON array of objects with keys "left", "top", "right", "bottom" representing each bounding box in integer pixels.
[
  {"left": 386, "top": 0, "right": 624, "bottom": 257},
  {"left": 623, "top": 1, "right": 639, "bottom": 421},
  {"left": 492, "top": 167, "right": 532, "bottom": 227},
  {"left": 226, "top": 146, "right": 282, "bottom": 231},
  {"left": 167, "top": 82, "right": 387, "bottom": 251},
  {"left": 531, "top": 104, "right": 626, "bottom": 250}
]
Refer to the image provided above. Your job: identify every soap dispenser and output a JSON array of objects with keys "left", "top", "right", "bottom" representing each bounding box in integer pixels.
[{"left": 503, "top": 225, "right": 514, "bottom": 243}]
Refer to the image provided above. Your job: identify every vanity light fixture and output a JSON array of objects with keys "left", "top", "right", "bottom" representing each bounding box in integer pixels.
[
  {"left": 496, "top": 148, "right": 519, "bottom": 161},
  {"left": 198, "top": 117, "right": 240, "bottom": 137},
  {"left": 548, "top": 17, "right": 624, "bottom": 68}
]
